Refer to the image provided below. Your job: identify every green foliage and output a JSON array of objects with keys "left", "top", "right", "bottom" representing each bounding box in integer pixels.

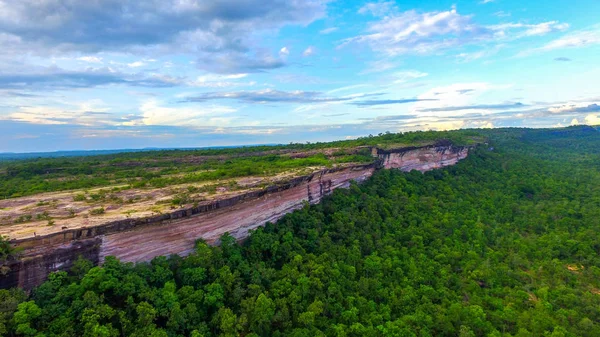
[
  {"left": 0, "top": 288, "right": 27, "bottom": 335},
  {"left": 3, "top": 126, "right": 600, "bottom": 336},
  {"left": 0, "top": 235, "right": 14, "bottom": 262},
  {"left": 89, "top": 208, "right": 105, "bottom": 216},
  {"left": 73, "top": 193, "right": 87, "bottom": 202}
]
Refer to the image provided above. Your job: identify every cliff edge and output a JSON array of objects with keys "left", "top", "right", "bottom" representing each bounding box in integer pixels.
[{"left": 1, "top": 142, "right": 471, "bottom": 290}]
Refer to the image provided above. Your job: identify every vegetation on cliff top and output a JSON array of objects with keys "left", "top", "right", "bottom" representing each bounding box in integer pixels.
[
  {"left": 0, "top": 235, "right": 15, "bottom": 262},
  {"left": 1, "top": 126, "right": 600, "bottom": 336},
  {"left": 0, "top": 130, "right": 480, "bottom": 199}
]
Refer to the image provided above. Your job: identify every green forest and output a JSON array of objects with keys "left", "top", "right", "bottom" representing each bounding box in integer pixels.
[{"left": 1, "top": 126, "right": 600, "bottom": 336}]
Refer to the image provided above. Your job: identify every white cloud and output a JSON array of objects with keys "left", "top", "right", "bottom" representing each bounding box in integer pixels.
[
  {"left": 549, "top": 104, "right": 579, "bottom": 113},
  {"left": 407, "top": 119, "right": 466, "bottom": 131},
  {"left": 523, "top": 21, "right": 569, "bottom": 36},
  {"left": 212, "top": 126, "right": 285, "bottom": 135},
  {"left": 518, "top": 28, "right": 600, "bottom": 56},
  {"left": 303, "top": 46, "right": 315, "bottom": 57},
  {"left": 78, "top": 56, "right": 103, "bottom": 64},
  {"left": 456, "top": 50, "right": 488, "bottom": 62},
  {"left": 343, "top": 7, "right": 568, "bottom": 58},
  {"left": 127, "top": 61, "right": 146, "bottom": 68},
  {"left": 342, "top": 8, "right": 490, "bottom": 56},
  {"left": 134, "top": 100, "right": 237, "bottom": 127},
  {"left": 5, "top": 100, "right": 112, "bottom": 126},
  {"left": 358, "top": 1, "right": 396, "bottom": 17},
  {"left": 480, "top": 0, "right": 495, "bottom": 4},
  {"left": 491, "top": 21, "right": 569, "bottom": 38},
  {"left": 414, "top": 82, "right": 491, "bottom": 115},
  {"left": 456, "top": 44, "right": 504, "bottom": 62},
  {"left": 360, "top": 59, "right": 400, "bottom": 74},
  {"left": 319, "top": 27, "right": 338, "bottom": 34},
  {"left": 494, "top": 11, "right": 511, "bottom": 18},
  {"left": 392, "top": 71, "right": 428, "bottom": 84},
  {"left": 585, "top": 114, "right": 600, "bottom": 125},
  {"left": 540, "top": 29, "right": 600, "bottom": 50},
  {"left": 190, "top": 73, "right": 250, "bottom": 88}
]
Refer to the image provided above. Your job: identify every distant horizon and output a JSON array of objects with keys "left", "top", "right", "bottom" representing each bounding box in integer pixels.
[
  {"left": 0, "top": 144, "right": 276, "bottom": 156},
  {"left": 2, "top": 124, "right": 598, "bottom": 157}
]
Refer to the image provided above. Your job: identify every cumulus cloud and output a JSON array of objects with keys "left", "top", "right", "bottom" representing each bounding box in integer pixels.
[
  {"left": 342, "top": 8, "right": 490, "bottom": 56},
  {"left": 0, "top": 0, "right": 328, "bottom": 73},
  {"left": 0, "top": 0, "right": 327, "bottom": 50},
  {"left": 342, "top": 6, "right": 568, "bottom": 57},
  {"left": 585, "top": 114, "right": 600, "bottom": 125}
]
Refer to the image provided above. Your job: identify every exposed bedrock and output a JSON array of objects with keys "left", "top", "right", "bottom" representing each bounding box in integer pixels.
[
  {"left": 376, "top": 143, "right": 469, "bottom": 172},
  {"left": 0, "top": 143, "right": 470, "bottom": 290}
]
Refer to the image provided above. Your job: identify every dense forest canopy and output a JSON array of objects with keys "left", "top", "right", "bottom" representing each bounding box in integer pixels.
[{"left": 1, "top": 126, "right": 600, "bottom": 336}]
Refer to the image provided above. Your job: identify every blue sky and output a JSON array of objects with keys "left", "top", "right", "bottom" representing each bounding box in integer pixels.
[{"left": 1, "top": 0, "right": 599, "bottom": 152}]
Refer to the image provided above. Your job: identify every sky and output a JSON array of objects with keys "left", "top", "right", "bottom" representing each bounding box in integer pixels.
[{"left": 0, "top": 0, "right": 599, "bottom": 152}]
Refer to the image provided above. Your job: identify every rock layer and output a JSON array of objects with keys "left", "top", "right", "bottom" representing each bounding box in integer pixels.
[
  {"left": 0, "top": 143, "right": 471, "bottom": 290},
  {"left": 100, "top": 165, "right": 375, "bottom": 263},
  {"left": 376, "top": 142, "right": 469, "bottom": 171}
]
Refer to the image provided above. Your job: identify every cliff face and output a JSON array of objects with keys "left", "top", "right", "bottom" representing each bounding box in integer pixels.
[
  {"left": 0, "top": 144, "right": 470, "bottom": 290},
  {"left": 377, "top": 143, "right": 469, "bottom": 171},
  {"left": 99, "top": 165, "right": 375, "bottom": 263}
]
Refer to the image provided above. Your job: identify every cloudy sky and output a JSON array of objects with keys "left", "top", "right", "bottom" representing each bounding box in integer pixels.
[{"left": 1, "top": 0, "right": 599, "bottom": 152}]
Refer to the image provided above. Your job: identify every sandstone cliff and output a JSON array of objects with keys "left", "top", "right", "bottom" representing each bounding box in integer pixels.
[
  {"left": 0, "top": 143, "right": 470, "bottom": 290},
  {"left": 376, "top": 141, "right": 469, "bottom": 171}
]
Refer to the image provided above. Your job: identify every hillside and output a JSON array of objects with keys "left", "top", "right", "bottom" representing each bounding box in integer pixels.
[{"left": 1, "top": 126, "right": 600, "bottom": 336}]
